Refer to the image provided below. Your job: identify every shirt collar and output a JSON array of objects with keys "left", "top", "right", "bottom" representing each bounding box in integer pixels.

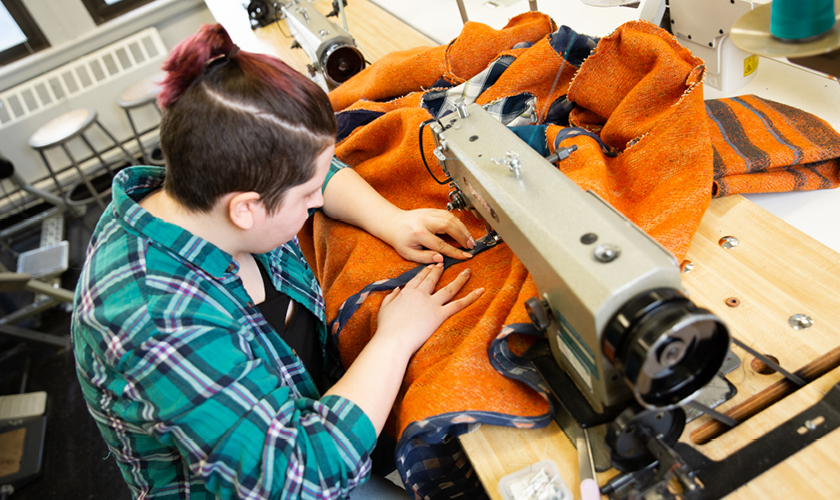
[{"left": 111, "top": 166, "right": 238, "bottom": 279}]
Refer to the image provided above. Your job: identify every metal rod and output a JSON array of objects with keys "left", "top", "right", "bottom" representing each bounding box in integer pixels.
[
  {"left": 731, "top": 336, "right": 806, "bottom": 386},
  {"left": 683, "top": 399, "right": 738, "bottom": 427},
  {"left": 61, "top": 142, "right": 106, "bottom": 209},
  {"left": 455, "top": 0, "right": 469, "bottom": 24}
]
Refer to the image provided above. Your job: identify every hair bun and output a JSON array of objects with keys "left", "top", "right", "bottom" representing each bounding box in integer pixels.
[{"left": 158, "top": 23, "right": 236, "bottom": 109}]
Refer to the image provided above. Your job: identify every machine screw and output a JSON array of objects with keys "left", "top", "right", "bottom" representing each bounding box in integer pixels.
[
  {"left": 788, "top": 314, "right": 814, "bottom": 330},
  {"left": 593, "top": 244, "right": 621, "bottom": 263},
  {"left": 719, "top": 236, "right": 739, "bottom": 249}
]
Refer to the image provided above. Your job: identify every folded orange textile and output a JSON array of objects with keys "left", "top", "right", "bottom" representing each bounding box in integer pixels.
[
  {"left": 309, "top": 18, "right": 840, "bottom": 495},
  {"left": 329, "top": 12, "right": 556, "bottom": 112},
  {"left": 705, "top": 95, "right": 840, "bottom": 197}
]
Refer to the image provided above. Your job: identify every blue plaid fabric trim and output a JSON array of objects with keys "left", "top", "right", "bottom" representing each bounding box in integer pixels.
[
  {"left": 328, "top": 235, "right": 498, "bottom": 344},
  {"left": 422, "top": 55, "right": 517, "bottom": 119},
  {"left": 554, "top": 127, "right": 618, "bottom": 157},
  {"left": 392, "top": 323, "right": 554, "bottom": 500}
]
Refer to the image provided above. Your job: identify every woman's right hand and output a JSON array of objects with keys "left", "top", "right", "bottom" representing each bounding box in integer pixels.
[{"left": 376, "top": 263, "right": 484, "bottom": 355}]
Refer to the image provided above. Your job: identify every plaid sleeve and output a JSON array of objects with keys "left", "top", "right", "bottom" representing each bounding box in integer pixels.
[
  {"left": 73, "top": 233, "right": 376, "bottom": 500},
  {"left": 323, "top": 156, "right": 348, "bottom": 193},
  {"left": 76, "top": 305, "right": 376, "bottom": 500}
]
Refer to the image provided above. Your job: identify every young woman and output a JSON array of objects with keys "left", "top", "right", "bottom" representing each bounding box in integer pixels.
[{"left": 72, "top": 24, "right": 483, "bottom": 500}]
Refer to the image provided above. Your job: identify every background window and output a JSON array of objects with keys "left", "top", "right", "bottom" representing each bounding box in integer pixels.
[
  {"left": 81, "top": 0, "right": 157, "bottom": 25},
  {"left": 0, "top": 0, "right": 50, "bottom": 66}
]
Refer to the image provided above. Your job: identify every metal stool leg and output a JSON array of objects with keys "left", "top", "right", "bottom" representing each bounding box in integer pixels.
[
  {"left": 60, "top": 143, "right": 106, "bottom": 209},
  {"left": 94, "top": 119, "right": 137, "bottom": 166},
  {"left": 36, "top": 150, "right": 65, "bottom": 196},
  {"left": 124, "top": 109, "right": 150, "bottom": 164},
  {"left": 79, "top": 132, "right": 115, "bottom": 177}
]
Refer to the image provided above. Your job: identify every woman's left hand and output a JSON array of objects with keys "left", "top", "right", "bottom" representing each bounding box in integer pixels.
[{"left": 382, "top": 208, "right": 476, "bottom": 264}]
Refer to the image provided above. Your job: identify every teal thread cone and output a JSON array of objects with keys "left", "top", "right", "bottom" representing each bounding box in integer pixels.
[{"left": 770, "top": 0, "right": 836, "bottom": 40}]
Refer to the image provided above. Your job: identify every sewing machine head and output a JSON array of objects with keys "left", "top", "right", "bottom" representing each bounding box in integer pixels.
[
  {"left": 428, "top": 102, "right": 730, "bottom": 444},
  {"left": 279, "top": 0, "right": 365, "bottom": 90}
]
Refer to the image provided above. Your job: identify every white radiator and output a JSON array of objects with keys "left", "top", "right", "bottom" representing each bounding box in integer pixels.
[
  {"left": 0, "top": 27, "right": 166, "bottom": 130},
  {"left": 0, "top": 27, "right": 167, "bottom": 217}
]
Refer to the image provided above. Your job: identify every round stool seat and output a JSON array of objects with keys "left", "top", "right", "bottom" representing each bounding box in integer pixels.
[
  {"left": 118, "top": 71, "right": 166, "bottom": 109},
  {"left": 28, "top": 108, "right": 97, "bottom": 150}
]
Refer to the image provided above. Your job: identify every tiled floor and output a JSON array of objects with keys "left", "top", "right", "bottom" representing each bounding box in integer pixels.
[{"left": 1, "top": 201, "right": 131, "bottom": 500}]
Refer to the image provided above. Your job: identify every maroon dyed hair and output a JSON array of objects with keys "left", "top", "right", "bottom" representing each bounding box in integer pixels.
[{"left": 157, "top": 24, "right": 336, "bottom": 213}]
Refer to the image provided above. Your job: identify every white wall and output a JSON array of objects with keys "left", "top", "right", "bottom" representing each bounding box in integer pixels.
[{"left": 0, "top": 0, "right": 215, "bottom": 205}]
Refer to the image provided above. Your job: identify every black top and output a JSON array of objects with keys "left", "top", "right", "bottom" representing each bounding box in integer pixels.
[{"left": 255, "top": 259, "right": 324, "bottom": 392}]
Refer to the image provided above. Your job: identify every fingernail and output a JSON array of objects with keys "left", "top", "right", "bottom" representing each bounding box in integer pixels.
[
  {"left": 468, "top": 236, "right": 476, "bottom": 249},
  {"left": 436, "top": 262, "right": 443, "bottom": 267},
  {"left": 461, "top": 268, "right": 471, "bottom": 276},
  {"left": 462, "top": 251, "right": 473, "bottom": 259},
  {"left": 474, "top": 288, "right": 485, "bottom": 296}
]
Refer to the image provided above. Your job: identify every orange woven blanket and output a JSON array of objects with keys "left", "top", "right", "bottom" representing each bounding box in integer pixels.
[{"left": 308, "top": 16, "right": 840, "bottom": 495}]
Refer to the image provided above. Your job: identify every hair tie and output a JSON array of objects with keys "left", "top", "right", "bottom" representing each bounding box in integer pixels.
[{"left": 204, "top": 44, "right": 240, "bottom": 69}]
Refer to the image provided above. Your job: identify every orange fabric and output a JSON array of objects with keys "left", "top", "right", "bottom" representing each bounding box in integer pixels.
[
  {"left": 311, "top": 19, "right": 840, "bottom": 440},
  {"left": 550, "top": 20, "right": 711, "bottom": 261},
  {"left": 329, "top": 12, "right": 556, "bottom": 112}
]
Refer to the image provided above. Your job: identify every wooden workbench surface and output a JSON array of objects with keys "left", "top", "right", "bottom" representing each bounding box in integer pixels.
[
  {"left": 250, "top": 4, "right": 840, "bottom": 498},
  {"left": 460, "top": 194, "right": 840, "bottom": 500}
]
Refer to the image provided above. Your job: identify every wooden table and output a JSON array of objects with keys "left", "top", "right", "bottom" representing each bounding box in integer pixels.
[
  {"left": 241, "top": 3, "right": 840, "bottom": 498},
  {"left": 460, "top": 194, "right": 840, "bottom": 499}
]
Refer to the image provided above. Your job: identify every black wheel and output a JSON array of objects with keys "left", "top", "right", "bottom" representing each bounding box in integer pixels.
[
  {"left": 247, "top": 0, "right": 270, "bottom": 28},
  {"left": 605, "top": 405, "right": 686, "bottom": 473}
]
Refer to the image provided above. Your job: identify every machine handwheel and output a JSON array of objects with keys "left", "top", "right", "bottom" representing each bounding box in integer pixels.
[
  {"left": 605, "top": 405, "right": 686, "bottom": 473},
  {"left": 247, "top": 0, "right": 270, "bottom": 27}
]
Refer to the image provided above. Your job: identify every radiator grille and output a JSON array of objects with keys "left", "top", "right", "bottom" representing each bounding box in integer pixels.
[{"left": 0, "top": 27, "right": 166, "bottom": 130}]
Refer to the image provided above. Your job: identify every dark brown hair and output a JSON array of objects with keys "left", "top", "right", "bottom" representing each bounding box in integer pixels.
[{"left": 157, "top": 24, "right": 336, "bottom": 213}]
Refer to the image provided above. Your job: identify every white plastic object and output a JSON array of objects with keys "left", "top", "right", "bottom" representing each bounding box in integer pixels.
[
  {"left": 498, "top": 460, "right": 571, "bottom": 500},
  {"left": 0, "top": 392, "right": 47, "bottom": 422},
  {"left": 16, "top": 241, "right": 69, "bottom": 279}
]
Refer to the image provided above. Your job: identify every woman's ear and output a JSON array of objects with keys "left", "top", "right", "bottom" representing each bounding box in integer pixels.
[{"left": 227, "top": 191, "right": 262, "bottom": 230}]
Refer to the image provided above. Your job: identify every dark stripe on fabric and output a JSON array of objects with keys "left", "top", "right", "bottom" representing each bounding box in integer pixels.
[
  {"left": 711, "top": 146, "right": 728, "bottom": 197},
  {"left": 705, "top": 99, "right": 771, "bottom": 174},
  {"left": 762, "top": 98, "right": 840, "bottom": 152},
  {"left": 711, "top": 145, "right": 726, "bottom": 180},
  {"left": 732, "top": 96, "right": 803, "bottom": 165},
  {"left": 805, "top": 162, "right": 833, "bottom": 189},
  {"left": 784, "top": 166, "right": 807, "bottom": 190},
  {"left": 336, "top": 109, "right": 385, "bottom": 143}
]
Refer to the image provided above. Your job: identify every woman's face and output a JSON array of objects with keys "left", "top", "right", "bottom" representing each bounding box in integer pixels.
[{"left": 253, "top": 145, "right": 335, "bottom": 252}]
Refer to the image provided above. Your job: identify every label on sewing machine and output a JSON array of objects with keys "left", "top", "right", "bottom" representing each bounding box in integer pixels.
[
  {"left": 554, "top": 311, "right": 597, "bottom": 393},
  {"left": 744, "top": 55, "right": 759, "bottom": 77}
]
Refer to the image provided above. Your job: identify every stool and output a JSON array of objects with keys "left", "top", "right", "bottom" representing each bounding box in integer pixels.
[
  {"left": 118, "top": 71, "right": 165, "bottom": 165},
  {"left": 28, "top": 108, "right": 136, "bottom": 210}
]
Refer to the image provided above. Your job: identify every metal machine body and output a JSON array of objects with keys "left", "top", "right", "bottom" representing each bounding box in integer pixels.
[
  {"left": 670, "top": 0, "right": 759, "bottom": 92},
  {"left": 430, "top": 103, "right": 730, "bottom": 419},
  {"left": 280, "top": 0, "right": 365, "bottom": 91}
]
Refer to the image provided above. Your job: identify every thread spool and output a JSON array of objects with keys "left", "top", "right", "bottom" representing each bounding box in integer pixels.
[
  {"left": 731, "top": 0, "right": 840, "bottom": 58},
  {"left": 771, "top": 0, "right": 836, "bottom": 41}
]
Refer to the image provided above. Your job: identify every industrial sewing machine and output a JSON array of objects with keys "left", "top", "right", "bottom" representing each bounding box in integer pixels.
[
  {"left": 246, "top": 0, "right": 366, "bottom": 91},
  {"left": 430, "top": 101, "right": 840, "bottom": 499}
]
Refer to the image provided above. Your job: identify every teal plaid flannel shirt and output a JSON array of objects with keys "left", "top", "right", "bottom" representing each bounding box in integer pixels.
[{"left": 72, "top": 164, "right": 377, "bottom": 500}]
